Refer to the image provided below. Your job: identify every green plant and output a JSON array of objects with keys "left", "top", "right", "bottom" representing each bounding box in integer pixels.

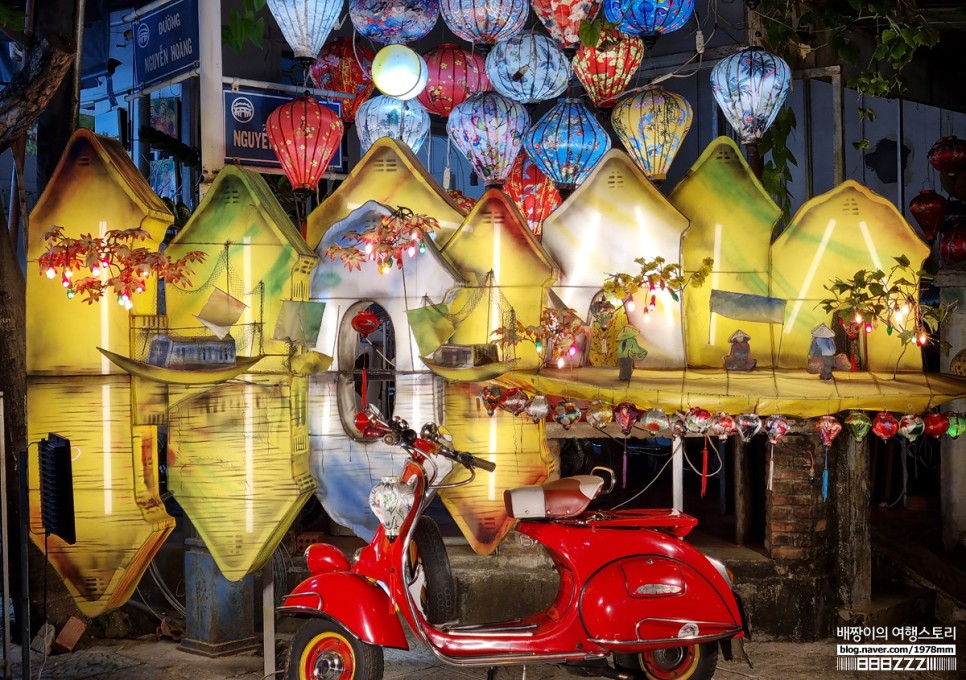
[
  {"left": 759, "top": 107, "right": 797, "bottom": 229},
  {"left": 223, "top": 0, "right": 267, "bottom": 54},
  {"left": 603, "top": 256, "right": 714, "bottom": 302},
  {"left": 324, "top": 207, "right": 440, "bottom": 273},
  {"left": 818, "top": 254, "right": 953, "bottom": 368}
]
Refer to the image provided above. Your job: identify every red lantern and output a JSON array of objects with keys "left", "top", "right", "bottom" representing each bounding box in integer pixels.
[
  {"left": 266, "top": 96, "right": 344, "bottom": 193},
  {"left": 928, "top": 136, "right": 966, "bottom": 176},
  {"left": 351, "top": 309, "right": 381, "bottom": 338},
  {"left": 446, "top": 188, "right": 477, "bottom": 212},
  {"left": 416, "top": 44, "right": 489, "bottom": 117},
  {"left": 940, "top": 225, "right": 966, "bottom": 265},
  {"left": 532, "top": 0, "right": 602, "bottom": 50},
  {"left": 572, "top": 26, "right": 645, "bottom": 108},
  {"left": 503, "top": 150, "right": 561, "bottom": 239},
  {"left": 309, "top": 37, "right": 376, "bottom": 124},
  {"left": 909, "top": 189, "right": 947, "bottom": 242},
  {"left": 923, "top": 412, "right": 951, "bottom": 438}
]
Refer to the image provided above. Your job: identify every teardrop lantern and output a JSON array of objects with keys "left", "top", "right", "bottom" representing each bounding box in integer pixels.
[
  {"left": 923, "top": 412, "right": 950, "bottom": 438},
  {"left": 266, "top": 96, "right": 344, "bottom": 195},
  {"left": 871, "top": 411, "right": 899, "bottom": 441},
  {"left": 898, "top": 414, "right": 924, "bottom": 442},
  {"left": 586, "top": 400, "right": 614, "bottom": 429},
  {"left": 498, "top": 388, "right": 529, "bottom": 416},
  {"left": 532, "top": 0, "right": 603, "bottom": 50},
  {"left": 417, "top": 44, "right": 490, "bottom": 117},
  {"left": 612, "top": 86, "right": 693, "bottom": 183},
  {"left": 909, "top": 189, "right": 948, "bottom": 242},
  {"left": 525, "top": 395, "right": 551, "bottom": 423},
  {"left": 708, "top": 412, "right": 736, "bottom": 440},
  {"left": 684, "top": 407, "right": 712, "bottom": 434},
  {"left": 554, "top": 400, "right": 583, "bottom": 429},
  {"left": 603, "top": 0, "right": 695, "bottom": 45},
  {"left": 349, "top": 0, "right": 439, "bottom": 45},
  {"left": 439, "top": 0, "right": 528, "bottom": 48},
  {"left": 480, "top": 386, "right": 503, "bottom": 416},
  {"left": 946, "top": 413, "right": 966, "bottom": 439},
  {"left": 356, "top": 96, "right": 431, "bottom": 154},
  {"left": 815, "top": 415, "right": 842, "bottom": 448},
  {"left": 614, "top": 402, "right": 641, "bottom": 436},
  {"left": 503, "top": 150, "right": 562, "bottom": 239},
  {"left": 736, "top": 413, "right": 762, "bottom": 442},
  {"left": 940, "top": 225, "right": 966, "bottom": 266},
  {"left": 524, "top": 98, "right": 612, "bottom": 193},
  {"left": 573, "top": 28, "right": 646, "bottom": 108},
  {"left": 266, "top": 0, "right": 342, "bottom": 61},
  {"left": 844, "top": 411, "right": 872, "bottom": 442},
  {"left": 310, "top": 38, "right": 376, "bottom": 124},
  {"left": 448, "top": 92, "right": 530, "bottom": 187},
  {"left": 486, "top": 33, "right": 571, "bottom": 105},
  {"left": 764, "top": 415, "right": 789, "bottom": 445},
  {"left": 928, "top": 136, "right": 966, "bottom": 176}
]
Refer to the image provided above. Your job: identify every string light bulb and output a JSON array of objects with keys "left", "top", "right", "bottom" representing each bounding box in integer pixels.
[
  {"left": 642, "top": 310, "right": 651, "bottom": 323},
  {"left": 557, "top": 356, "right": 565, "bottom": 369},
  {"left": 408, "top": 245, "right": 416, "bottom": 257},
  {"left": 66, "top": 288, "right": 74, "bottom": 299},
  {"left": 568, "top": 343, "right": 577, "bottom": 357},
  {"left": 45, "top": 267, "right": 56, "bottom": 279},
  {"left": 649, "top": 295, "right": 656, "bottom": 311},
  {"left": 626, "top": 298, "right": 636, "bottom": 313},
  {"left": 854, "top": 312, "right": 863, "bottom": 323},
  {"left": 864, "top": 322, "right": 873, "bottom": 334},
  {"left": 91, "top": 265, "right": 100, "bottom": 276},
  {"left": 535, "top": 339, "right": 543, "bottom": 353}
]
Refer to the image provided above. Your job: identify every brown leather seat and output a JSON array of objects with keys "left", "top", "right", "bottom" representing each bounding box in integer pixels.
[{"left": 504, "top": 475, "right": 604, "bottom": 519}]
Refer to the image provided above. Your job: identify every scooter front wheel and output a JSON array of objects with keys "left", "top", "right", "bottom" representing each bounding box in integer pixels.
[
  {"left": 614, "top": 642, "right": 718, "bottom": 680},
  {"left": 286, "top": 618, "right": 384, "bottom": 680}
]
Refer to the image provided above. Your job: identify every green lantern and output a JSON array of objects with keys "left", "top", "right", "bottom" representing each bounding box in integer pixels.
[
  {"left": 844, "top": 411, "right": 872, "bottom": 442},
  {"left": 946, "top": 412, "right": 966, "bottom": 439}
]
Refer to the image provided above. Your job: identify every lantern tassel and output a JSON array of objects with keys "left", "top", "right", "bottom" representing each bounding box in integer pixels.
[
  {"left": 767, "top": 444, "right": 774, "bottom": 491},
  {"left": 822, "top": 446, "right": 829, "bottom": 502},
  {"left": 700, "top": 437, "right": 709, "bottom": 498},
  {"left": 622, "top": 438, "right": 628, "bottom": 488}
]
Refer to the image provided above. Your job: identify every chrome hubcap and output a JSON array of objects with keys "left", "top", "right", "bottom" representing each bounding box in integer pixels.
[
  {"left": 312, "top": 650, "right": 345, "bottom": 680},
  {"left": 652, "top": 647, "right": 687, "bottom": 668}
]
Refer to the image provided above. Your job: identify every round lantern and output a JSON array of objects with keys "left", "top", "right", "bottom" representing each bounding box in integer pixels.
[
  {"left": 909, "top": 189, "right": 947, "bottom": 242},
  {"left": 266, "top": 96, "right": 344, "bottom": 193},
  {"left": 940, "top": 225, "right": 966, "bottom": 266},
  {"left": 356, "top": 96, "right": 431, "bottom": 154},
  {"left": 603, "top": 0, "right": 695, "bottom": 44},
  {"left": 928, "top": 136, "right": 966, "bottom": 176},
  {"left": 440, "top": 0, "right": 528, "bottom": 48},
  {"left": 532, "top": 0, "right": 603, "bottom": 50},
  {"left": 871, "top": 411, "right": 899, "bottom": 441},
  {"left": 371, "top": 45, "right": 429, "bottom": 100},
  {"left": 447, "top": 91, "right": 530, "bottom": 187},
  {"left": 612, "top": 86, "right": 693, "bottom": 183},
  {"left": 266, "top": 0, "right": 342, "bottom": 61},
  {"left": 503, "top": 150, "right": 562, "bottom": 239},
  {"left": 573, "top": 28, "right": 646, "bottom": 108},
  {"left": 349, "top": 0, "right": 439, "bottom": 45},
  {"left": 523, "top": 98, "right": 611, "bottom": 192},
  {"left": 710, "top": 47, "right": 791, "bottom": 146},
  {"left": 923, "top": 412, "right": 950, "bottom": 438},
  {"left": 351, "top": 309, "right": 381, "bottom": 337},
  {"left": 310, "top": 38, "right": 376, "bottom": 124},
  {"left": 486, "top": 33, "right": 571, "bottom": 105},
  {"left": 417, "top": 44, "right": 490, "bottom": 117}
]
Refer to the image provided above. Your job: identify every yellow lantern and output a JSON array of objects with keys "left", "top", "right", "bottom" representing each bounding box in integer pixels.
[
  {"left": 611, "top": 86, "right": 692, "bottom": 183},
  {"left": 372, "top": 44, "right": 429, "bottom": 100}
]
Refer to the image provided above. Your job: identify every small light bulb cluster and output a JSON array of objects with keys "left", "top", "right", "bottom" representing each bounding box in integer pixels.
[{"left": 117, "top": 293, "right": 133, "bottom": 311}]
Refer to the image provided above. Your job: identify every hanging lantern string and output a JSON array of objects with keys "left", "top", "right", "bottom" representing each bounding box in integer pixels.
[
  {"left": 611, "top": 453, "right": 676, "bottom": 511},
  {"left": 681, "top": 437, "right": 724, "bottom": 480}
]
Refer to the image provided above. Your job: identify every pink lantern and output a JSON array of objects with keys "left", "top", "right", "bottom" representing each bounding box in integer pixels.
[
  {"left": 266, "top": 96, "right": 344, "bottom": 194},
  {"left": 614, "top": 402, "right": 641, "bottom": 435},
  {"left": 309, "top": 38, "right": 376, "bottom": 124},
  {"left": 815, "top": 415, "right": 842, "bottom": 448},
  {"left": 417, "top": 44, "right": 490, "bottom": 117},
  {"left": 532, "top": 0, "right": 602, "bottom": 50},
  {"left": 447, "top": 92, "right": 529, "bottom": 187},
  {"left": 503, "top": 150, "right": 562, "bottom": 239}
]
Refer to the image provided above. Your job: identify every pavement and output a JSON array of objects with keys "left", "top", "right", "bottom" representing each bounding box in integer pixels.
[{"left": 2, "top": 633, "right": 961, "bottom": 680}]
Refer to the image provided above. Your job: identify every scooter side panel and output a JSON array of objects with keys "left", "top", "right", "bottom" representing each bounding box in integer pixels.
[{"left": 282, "top": 572, "right": 409, "bottom": 649}]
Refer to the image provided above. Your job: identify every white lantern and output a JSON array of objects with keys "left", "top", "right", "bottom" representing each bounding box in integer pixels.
[
  {"left": 372, "top": 45, "right": 429, "bottom": 100},
  {"left": 266, "top": 0, "right": 342, "bottom": 61}
]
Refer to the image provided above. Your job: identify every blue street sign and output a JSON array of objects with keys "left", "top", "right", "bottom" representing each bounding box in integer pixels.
[
  {"left": 223, "top": 86, "right": 344, "bottom": 172},
  {"left": 133, "top": 0, "right": 199, "bottom": 90}
]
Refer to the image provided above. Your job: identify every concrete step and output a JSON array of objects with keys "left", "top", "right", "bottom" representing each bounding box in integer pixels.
[{"left": 836, "top": 585, "right": 936, "bottom": 629}]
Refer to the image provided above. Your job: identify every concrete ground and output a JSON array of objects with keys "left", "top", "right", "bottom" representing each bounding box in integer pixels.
[{"left": 3, "top": 633, "right": 960, "bottom": 679}]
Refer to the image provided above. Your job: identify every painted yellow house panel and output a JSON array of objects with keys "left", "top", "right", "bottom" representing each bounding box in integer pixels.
[
  {"left": 542, "top": 150, "right": 690, "bottom": 368},
  {"left": 306, "top": 138, "right": 467, "bottom": 250},
  {"left": 164, "top": 166, "right": 317, "bottom": 374},
  {"left": 26, "top": 129, "right": 172, "bottom": 375},
  {"left": 166, "top": 377, "right": 315, "bottom": 580},
  {"left": 771, "top": 180, "right": 930, "bottom": 372},
  {"left": 27, "top": 375, "right": 174, "bottom": 617},
  {"left": 670, "top": 137, "right": 781, "bottom": 368},
  {"left": 440, "top": 189, "right": 558, "bottom": 370}
]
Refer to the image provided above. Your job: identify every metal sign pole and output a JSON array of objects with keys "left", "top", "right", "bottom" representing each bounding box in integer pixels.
[{"left": 0, "top": 393, "right": 9, "bottom": 679}]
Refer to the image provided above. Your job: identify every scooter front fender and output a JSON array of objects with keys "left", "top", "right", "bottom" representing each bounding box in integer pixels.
[{"left": 278, "top": 572, "right": 408, "bottom": 649}]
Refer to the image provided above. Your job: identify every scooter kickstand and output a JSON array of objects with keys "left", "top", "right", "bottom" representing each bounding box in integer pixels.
[{"left": 486, "top": 667, "right": 496, "bottom": 680}]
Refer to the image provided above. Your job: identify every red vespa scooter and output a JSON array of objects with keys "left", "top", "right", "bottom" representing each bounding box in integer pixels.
[{"left": 279, "top": 406, "right": 749, "bottom": 680}]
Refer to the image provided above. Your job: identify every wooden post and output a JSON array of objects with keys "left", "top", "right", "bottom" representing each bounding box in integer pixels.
[
  {"left": 734, "top": 437, "right": 751, "bottom": 545},
  {"left": 835, "top": 435, "right": 871, "bottom": 609}
]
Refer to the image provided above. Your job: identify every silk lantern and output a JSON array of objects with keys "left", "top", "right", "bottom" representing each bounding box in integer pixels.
[
  {"left": 498, "top": 388, "right": 528, "bottom": 416},
  {"left": 871, "top": 411, "right": 899, "bottom": 441},
  {"left": 684, "top": 406, "right": 712, "bottom": 434},
  {"left": 480, "top": 386, "right": 503, "bottom": 416},
  {"left": 603, "top": 0, "right": 695, "bottom": 44},
  {"left": 909, "top": 189, "right": 947, "bottom": 242},
  {"left": 642, "top": 408, "right": 669, "bottom": 433},
  {"left": 815, "top": 415, "right": 842, "bottom": 502},
  {"left": 709, "top": 412, "right": 736, "bottom": 440},
  {"left": 554, "top": 400, "right": 582, "bottom": 429},
  {"left": 266, "top": 96, "right": 344, "bottom": 194},
  {"left": 356, "top": 96, "right": 430, "bottom": 154},
  {"left": 486, "top": 33, "right": 571, "bottom": 105},
  {"left": 266, "top": 0, "right": 342, "bottom": 61},
  {"left": 417, "top": 44, "right": 490, "bottom": 117},
  {"left": 532, "top": 0, "right": 602, "bottom": 50},
  {"left": 669, "top": 412, "right": 687, "bottom": 438},
  {"left": 573, "top": 28, "right": 646, "bottom": 108},
  {"left": 736, "top": 413, "right": 762, "bottom": 442},
  {"left": 310, "top": 38, "right": 375, "bottom": 124},
  {"left": 845, "top": 411, "right": 872, "bottom": 442},
  {"left": 612, "top": 86, "right": 693, "bottom": 183},
  {"left": 710, "top": 47, "right": 791, "bottom": 146},
  {"left": 614, "top": 402, "right": 641, "bottom": 436},
  {"left": 928, "top": 136, "right": 966, "bottom": 176},
  {"left": 349, "top": 0, "right": 439, "bottom": 45},
  {"left": 439, "top": 0, "right": 528, "bottom": 47},
  {"left": 448, "top": 92, "right": 530, "bottom": 187},
  {"left": 586, "top": 400, "right": 614, "bottom": 429},
  {"left": 898, "top": 414, "right": 925, "bottom": 442},
  {"left": 523, "top": 99, "right": 611, "bottom": 192},
  {"left": 503, "top": 150, "right": 561, "bottom": 239},
  {"left": 923, "top": 412, "right": 950, "bottom": 438},
  {"left": 946, "top": 413, "right": 966, "bottom": 439},
  {"left": 371, "top": 45, "right": 429, "bottom": 100},
  {"left": 525, "top": 395, "right": 550, "bottom": 423}
]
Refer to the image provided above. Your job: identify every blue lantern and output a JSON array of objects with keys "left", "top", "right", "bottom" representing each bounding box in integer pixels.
[
  {"left": 440, "top": 0, "right": 528, "bottom": 47},
  {"left": 486, "top": 33, "right": 571, "bottom": 105},
  {"left": 349, "top": 0, "right": 439, "bottom": 45},
  {"left": 523, "top": 98, "right": 611, "bottom": 192},
  {"left": 603, "top": 0, "right": 694, "bottom": 43},
  {"left": 356, "top": 96, "right": 431, "bottom": 154},
  {"left": 447, "top": 92, "right": 530, "bottom": 187},
  {"left": 710, "top": 46, "right": 791, "bottom": 146}
]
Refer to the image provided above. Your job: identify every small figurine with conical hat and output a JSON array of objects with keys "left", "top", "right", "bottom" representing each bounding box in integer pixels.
[
  {"left": 724, "top": 329, "right": 756, "bottom": 370},
  {"left": 616, "top": 325, "right": 648, "bottom": 380},
  {"left": 807, "top": 323, "right": 851, "bottom": 380}
]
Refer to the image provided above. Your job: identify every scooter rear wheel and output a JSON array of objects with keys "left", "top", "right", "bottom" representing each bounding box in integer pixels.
[
  {"left": 614, "top": 642, "right": 718, "bottom": 680},
  {"left": 286, "top": 618, "right": 383, "bottom": 680}
]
